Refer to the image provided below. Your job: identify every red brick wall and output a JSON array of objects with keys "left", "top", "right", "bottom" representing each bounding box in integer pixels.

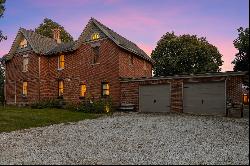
[
  {"left": 226, "top": 76, "right": 243, "bottom": 103},
  {"left": 120, "top": 75, "right": 244, "bottom": 112},
  {"left": 46, "top": 39, "right": 121, "bottom": 106},
  {"left": 119, "top": 50, "right": 152, "bottom": 78},
  {"left": 5, "top": 50, "right": 40, "bottom": 105},
  {"left": 5, "top": 38, "right": 154, "bottom": 107}
]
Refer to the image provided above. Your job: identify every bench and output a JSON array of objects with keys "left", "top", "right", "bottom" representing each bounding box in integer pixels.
[{"left": 119, "top": 103, "right": 135, "bottom": 112}]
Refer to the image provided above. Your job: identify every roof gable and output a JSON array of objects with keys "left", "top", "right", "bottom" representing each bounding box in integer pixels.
[
  {"left": 6, "top": 28, "right": 58, "bottom": 60},
  {"left": 74, "top": 18, "right": 155, "bottom": 64}
]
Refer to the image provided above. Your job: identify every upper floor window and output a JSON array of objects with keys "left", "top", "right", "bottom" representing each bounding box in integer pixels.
[
  {"left": 143, "top": 60, "right": 147, "bottom": 70},
  {"left": 92, "top": 46, "right": 100, "bottom": 64},
  {"left": 129, "top": 55, "right": 134, "bottom": 65},
  {"left": 23, "top": 82, "right": 28, "bottom": 96},
  {"left": 80, "top": 84, "right": 87, "bottom": 97},
  {"left": 58, "top": 54, "right": 65, "bottom": 69},
  {"left": 91, "top": 32, "right": 100, "bottom": 40},
  {"left": 58, "top": 80, "right": 64, "bottom": 97},
  {"left": 102, "top": 82, "right": 110, "bottom": 96},
  {"left": 19, "top": 38, "right": 28, "bottom": 48},
  {"left": 23, "top": 57, "right": 29, "bottom": 72}
]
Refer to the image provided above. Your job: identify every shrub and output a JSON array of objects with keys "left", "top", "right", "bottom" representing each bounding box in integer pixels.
[
  {"left": 30, "top": 99, "right": 66, "bottom": 109},
  {"left": 75, "top": 97, "right": 113, "bottom": 114}
]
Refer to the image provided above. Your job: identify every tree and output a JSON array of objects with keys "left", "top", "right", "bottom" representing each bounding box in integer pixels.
[
  {"left": 0, "top": 0, "right": 7, "bottom": 42},
  {"left": 35, "top": 18, "right": 73, "bottom": 42},
  {"left": 232, "top": 27, "right": 249, "bottom": 72},
  {"left": 151, "top": 32, "right": 223, "bottom": 76}
]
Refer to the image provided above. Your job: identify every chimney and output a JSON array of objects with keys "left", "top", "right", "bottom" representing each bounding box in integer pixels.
[{"left": 52, "top": 28, "right": 61, "bottom": 43}]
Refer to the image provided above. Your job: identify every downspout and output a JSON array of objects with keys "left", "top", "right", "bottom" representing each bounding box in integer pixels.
[
  {"left": 14, "top": 80, "right": 16, "bottom": 105},
  {"left": 38, "top": 56, "right": 41, "bottom": 102}
]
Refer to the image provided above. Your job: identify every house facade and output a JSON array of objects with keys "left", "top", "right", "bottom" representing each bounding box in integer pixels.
[
  {"left": 4, "top": 18, "right": 153, "bottom": 107},
  {"left": 3, "top": 17, "right": 247, "bottom": 117}
]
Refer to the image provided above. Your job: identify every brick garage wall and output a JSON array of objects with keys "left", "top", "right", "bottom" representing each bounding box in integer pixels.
[
  {"left": 119, "top": 50, "right": 152, "bottom": 78},
  {"left": 5, "top": 50, "right": 40, "bottom": 104},
  {"left": 226, "top": 75, "right": 243, "bottom": 103},
  {"left": 171, "top": 79, "right": 183, "bottom": 112},
  {"left": 120, "top": 75, "right": 244, "bottom": 112}
]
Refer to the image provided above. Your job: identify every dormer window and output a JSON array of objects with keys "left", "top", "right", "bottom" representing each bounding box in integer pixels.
[
  {"left": 58, "top": 54, "right": 65, "bottom": 69},
  {"left": 91, "top": 33, "right": 100, "bottom": 40},
  {"left": 19, "top": 38, "right": 27, "bottom": 48}
]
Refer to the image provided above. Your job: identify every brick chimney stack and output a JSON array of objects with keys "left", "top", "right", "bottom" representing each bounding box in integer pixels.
[{"left": 52, "top": 28, "right": 61, "bottom": 43}]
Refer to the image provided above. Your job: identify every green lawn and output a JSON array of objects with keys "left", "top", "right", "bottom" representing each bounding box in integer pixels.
[{"left": 0, "top": 106, "right": 102, "bottom": 133}]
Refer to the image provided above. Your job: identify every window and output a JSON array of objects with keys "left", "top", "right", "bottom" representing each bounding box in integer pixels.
[
  {"left": 80, "top": 84, "right": 87, "bottom": 97},
  {"left": 58, "top": 54, "right": 65, "bottom": 69},
  {"left": 102, "top": 82, "right": 110, "bottom": 96},
  {"left": 143, "top": 60, "right": 147, "bottom": 70},
  {"left": 92, "top": 46, "right": 100, "bottom": 64},
  {"left": 58, "top": 80, "right": 64, "bottom": 97},
  {"left": 19, "top": 38, "right": 27, "bottom": 48},
  {"left": 129, "top": 55, "right": 134, "bottom": 65},
  {"left": 23, "top": 58, "right": 29, "bottom": 72},
  {"left": 23, "top": 82, "right": 28, "bottom": 96},
  {"left": 91, "top": 32, "right": 100, "bottom": 40}
]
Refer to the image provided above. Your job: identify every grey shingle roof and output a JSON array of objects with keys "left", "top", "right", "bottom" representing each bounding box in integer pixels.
[
  {"left": 91, "top": 18, "right": 154, "bottom": 64},
  {"left": 6, "top": 28, "right": 58, "bottom": 60},
  {"left": 74, "top": 18, "right": 155, "bottom": 64},
  {"left": 46, "top": 41, "right": 75, "bottom": 55},
  {"left": 6, "top": 18, "right": 154, "bottom": 64}
]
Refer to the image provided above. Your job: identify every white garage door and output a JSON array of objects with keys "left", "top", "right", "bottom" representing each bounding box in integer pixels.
[
  {"left": 183, "top": 81, "right": 226, "bottom": 115},
  {"left": 139, "top": 84, "right": 170, "bottom": 112}
]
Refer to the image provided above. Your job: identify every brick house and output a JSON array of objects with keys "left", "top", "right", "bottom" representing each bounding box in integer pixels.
[
  {"left": 3, "top": 17, "right": 247, "bottom": 117},
  {"left": 4, "top": 18, "right": 154, "bottom": 107}
]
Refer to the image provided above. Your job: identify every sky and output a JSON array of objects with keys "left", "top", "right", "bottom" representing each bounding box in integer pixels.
[{"left": 0, "top": 0, "right": 249, "bottom": 71}]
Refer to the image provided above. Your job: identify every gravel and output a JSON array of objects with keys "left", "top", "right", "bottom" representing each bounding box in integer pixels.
[{"left": 0, "top": 112, "right": 249, "bottom": 165}]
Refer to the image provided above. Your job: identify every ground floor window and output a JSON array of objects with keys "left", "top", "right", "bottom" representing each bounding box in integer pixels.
[
  {"left": 58, "top": 80, "right": 64, "bottom": 97},
  {"left": 102, "top": 82, "right": 110, "bottom": 96},
  {"left": 22, "top": 81, "right": 27, "bottom": 96},
  {"left": 80, "top": 84, "right": 87, "bottom": 97}
]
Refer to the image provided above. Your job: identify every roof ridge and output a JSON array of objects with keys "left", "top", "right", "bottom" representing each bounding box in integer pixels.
[
  {"left": 92, "top": 18, "right": 138, "bottom": 47},
  {"left": 19, "top": 27, "right": 58, "bottom": 43}
]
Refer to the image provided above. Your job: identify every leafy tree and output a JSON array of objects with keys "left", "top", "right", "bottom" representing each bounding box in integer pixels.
[
  {"left": 0, "top": 0, "right": 7, "bottom": 42},
  {"left": 232, "top": 27, "right": 249, "bottom": 72},
  {"left": 151, "top": 32, "right": 223, "bottom": 76},
  {"left": 35, "top": 18, "right": 73, "bottom": 42}
]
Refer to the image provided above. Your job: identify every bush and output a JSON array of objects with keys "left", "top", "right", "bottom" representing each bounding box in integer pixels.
[
  {"left": 30, "top": 99, "right": 66, "bottom": 109},
  {"left": 75, "top": 97, "right": 113, "bottom": 114}
]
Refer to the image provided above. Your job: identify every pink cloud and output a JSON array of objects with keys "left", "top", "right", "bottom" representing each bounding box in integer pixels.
[{"left": 137, "top": 43, "right": 154, "bottom": 56}]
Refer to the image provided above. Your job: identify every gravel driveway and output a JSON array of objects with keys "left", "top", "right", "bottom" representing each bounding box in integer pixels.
[{"left": 0, "top": 112, "right": 249, "bottom": 165}]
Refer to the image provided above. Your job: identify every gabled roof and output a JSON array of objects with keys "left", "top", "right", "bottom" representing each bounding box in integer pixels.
[
  {"left": 5, "top": 18, "right": 154, "bottom": 64},
  {"left": 74, "top": 18, "right": 155, "bottom": 64},
  {"left": 46, "top": 41, "right": 75, "bottom": 55},
  {"left": 6, "top": 28, "right": 58, "bottom": 60}
]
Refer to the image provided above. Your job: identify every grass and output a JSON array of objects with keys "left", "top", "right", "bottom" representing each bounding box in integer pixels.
[{"left": 0, "top": 106, "right": 102, "bottom": 133}]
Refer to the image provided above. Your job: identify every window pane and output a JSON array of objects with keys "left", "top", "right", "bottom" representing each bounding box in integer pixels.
[
  {"left": 59, "top": 81, "right": 64, "bottom": 96},
  {"left": 23, "top": 82, "right": 27, "bottom": 95},
  {"left": 81, "top": 84, "right": 86, "bottom": 97},
  {"left": 59, "top": 55, "right": 65, "bottom": 69}
]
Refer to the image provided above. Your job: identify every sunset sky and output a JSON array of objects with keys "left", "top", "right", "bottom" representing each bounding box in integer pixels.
[{"left": 0, "top": 0, "right": 249, "bottom": 71}]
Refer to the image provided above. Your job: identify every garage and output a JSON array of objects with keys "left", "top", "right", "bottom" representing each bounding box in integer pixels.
[
  {"left": 139, "top": 84, "right": 170, "bottom": 112},
  {"left": 183, "top": 81, "right": 226, "bottom": 115}
]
